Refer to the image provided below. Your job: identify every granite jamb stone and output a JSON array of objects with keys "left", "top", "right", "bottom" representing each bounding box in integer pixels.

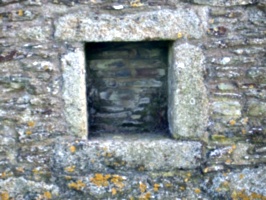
[
  {"left": 168, "top": 42, "right": 209, "bottom": 138},
  {"left": 61, "top": 46, "right": 88, "bottom": 139}
]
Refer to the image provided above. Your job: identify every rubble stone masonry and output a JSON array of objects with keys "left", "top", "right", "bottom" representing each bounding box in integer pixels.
[{"left": 0, "top": 0, "right": 265, "bottom": 199}]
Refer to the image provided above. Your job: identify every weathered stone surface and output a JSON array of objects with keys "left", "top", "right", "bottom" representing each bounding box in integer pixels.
[
  {"left": 52, "top": 136, "right": 203, "bottom": 173},
  {"left": 0, "top": 177, "right": 59, "bottom": 199},
  {"left": 211, "top": 100, "right": 242, "bottom": 117},
  {"left": 55, "top": 8, "right": 207, "bottom": 42},
  {"left": 61, "top": 47, "right": 88, "bottom": 139},
  {"left": 217, "top": 82, "right": 237, "bottom": 91},
  {"left": 247, "top": 99, "right": 266, "bottom": 117},
  {"left": 190, "top": 0, "right": 260, "bottom": 6},
  {"left": 168, "top": 43, "right": 208, "bottom": 138},
  {"left": 0, "top": 0, "right": 266, "bottom": 199},
  {"left": 202, "top": 166, "right": 266, "bottom": 199}
]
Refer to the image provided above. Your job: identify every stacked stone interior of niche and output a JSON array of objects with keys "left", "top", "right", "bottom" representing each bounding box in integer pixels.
[
  {"left": 86, "top": 42, "right": 168, "bottom": 133},
  {"left": 0, "top": 0, "right": 265, "bottom": 199}
]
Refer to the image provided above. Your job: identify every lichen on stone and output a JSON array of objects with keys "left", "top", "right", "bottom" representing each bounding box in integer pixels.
[{"left": 68, "top": 180, "right": 86, "bottom": 191}]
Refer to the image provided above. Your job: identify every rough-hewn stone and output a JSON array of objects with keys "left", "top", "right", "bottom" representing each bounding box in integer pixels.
[
  {"left": 53, "top": 136, "right": 203, "bottom": 172},
  {"left": 55, "top": 8, "right": 207, "bottom": 42},
  {"left": 168, "top": 43, "right": 209, "bottom": 139},
  {"left": 61, "top": 47, "right": 88, "bottom": 139},
  {"left": 0, "top": 0, "right": 266, "bottom": 199}
]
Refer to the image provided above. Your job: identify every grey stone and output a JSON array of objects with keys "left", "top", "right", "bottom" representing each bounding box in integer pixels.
[
  {"left": 16, "top": 24, "right": 51, "bottom": 42},
  {"left": 247, "top": 100, "right": 266, "bottom": 117},
  {"left": 190, "top": 0, "right": 259, "bottom": 6},
  {"left": 0, "top": 177, "right": 59, "bottom": 199},
  {"left": 217, "top": 83, "right": 237, "bottom": 91},
  {"left": 61, "top": 47, "right": 88, "bottom": 139},
  {"left": 246, "top": 67, "right": 266, "bottom": 83},
  {"left": 211, "top": 100, "right": 242, "bottom": 117},
  {"left": 231, "top": 143, "right": 256, "bottom": 165},
  {"left": 52, "top": 136, "right": 202, "bottom": 173},
  {"left": 55, "top": 8, "right": 207, "bottom": 42},
  {"left": 202, "top": 166, "right": 266, "bottom": 198},
  {"left": 168, "top": 43, "right": 209, "bottom": 139}
]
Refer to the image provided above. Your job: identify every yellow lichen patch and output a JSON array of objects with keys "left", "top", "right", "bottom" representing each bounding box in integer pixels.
[
  {"left": 43, "top": 65, "right": 50, "bottom": 71},
  {"left": 64, "top": 165, "right": 75, "bottom": 173},
  {"left": 43, "top": 191, "right": 52, "bottom": 199},
  {"left": 209, "top": 19, "right": 214, "bottom": 24},
  {"left": 229, "top": 119, "right": 236, "bottom": 126},
  {"left": 68, "top": 180, "right": 86, "bottom": 191},
  {"left": 130, "top": 0, "right": 144, "bottom": 7},
  {"left": 231, "top": 189, "right": 266, "bottom": 200},
  {"left": 111, "top": 188, "right": 117, "bottom": 195},
  {"left": 177, "top": 32, "right": 183, "bottom": 39},
  {"left": 32, "top": 167, "right": 46, "bottom": 175},
  {"left": 111, "top": 175, "right": 125, "bottom": 189},
  {"left": 64, "top": 176, "right": 72, "bottom": 180},
  {"left": 165, "top": 183, "right": 173, "bottom": 188},
  {"left": 241, "top": 129, "right": 247, "bottom": 135},
  {"left": 186, "top": 172, "right": 191, "bottom": 177},
  {"left": 69, "top": 145, "right": 76, "bottom": 153},
  {"left": 105, "top": 152, "right": 113, "bottom": 157},
  {"left": 0, "top": 172, "right": 7, "bottom": 179},
  {"left": 139, "top": 182, "right": 147, "bottom": 193},
  {"left": 90, "top": 173, "right": 110, "bottom": 187},
  {"left": 225, "top": 159, "right": 232, "bottom": 165},
  {"left": 239, "top": 174, "right": 244, "bottom": 179},
  {"left": 0, "top": 171, "right": 13, "bottom": 179},
  {"left": 0, "top": 191, "right": 9, "bottom": 200},
  {"left": 138, "top": 166, "right": 145, "bottom": 171},
  {"left": 211, "top": 134, "right": 228, "bottom": 142},
  {"left": 221, "top": 181, "right": 230, "bottom": 187},
  {"left": 139, "top": 192, "right": 151, "bottom": 200},
  {"left": 194, "top": 188, "right": 201, "bottom": 194},
  {"left": 241, "top": 117, "right": 249, "bottom": 125},
  {"left": 16, "top": 167, "right": 25, "bottom": 173},
  {"left": 180, "top": 186, "right": 186, "bottom": 191},
  {"left": 102, "top": 146, "right": 108, "bottom": 151},
  {"left": 17, "top": 9, "right": 23, "bottom": 16},
  {"left": 153, "top": 183, "right": 160, "bottom": 192},
  {"left": 250, "top": 192, "right": 262, "bottom": 199},
  {"left": 228, "top": 144, "right": 237, "bottom": 154},
  {"left": 203, "top": 167, "right": 209, "bottom": 173},
  {"left": 25, "top": 130, "right": 32, "bottom": 135},
  {"left": 27, "top": 121, "right": 35, "bottom": 127}
]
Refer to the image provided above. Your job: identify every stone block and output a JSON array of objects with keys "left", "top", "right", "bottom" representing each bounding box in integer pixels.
[
  {"left": 190, "top": 0, "right": 259, "bottom": 6},
  {"left": 168, "top": 43, "right": 209, "bottom": 138},
  {"left": 61, "top": 47, "right": 88, "bottom": 139},
  {"left": 202, "top": 166, "right": 266, "bottom": 199},
  {"left": 247, "top": 100, "right": 266, "bottom": 117},
  {"left": 55, "top": 8, "right": 206, "bottom": 42},
  {"left": 211, "top": 100, "right": 242, "bottom": 117},
  {"left": 52, "top": 137, "right": 203, "bottom": 174},
  {"left": 0, "top": 177, "right": 59, "bottom": 199}
]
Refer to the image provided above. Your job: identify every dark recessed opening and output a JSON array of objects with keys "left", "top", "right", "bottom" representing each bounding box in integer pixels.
[{"left": 85, "top": 41, "right": 170, "bottom": 136}]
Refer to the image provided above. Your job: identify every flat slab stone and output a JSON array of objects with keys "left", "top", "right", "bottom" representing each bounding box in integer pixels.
[
  {"left": 52, "top": 134, "right": 203, "bottom": 173},
  {"left": 55, "top": 8, "right": 206, "bottom": 42}
]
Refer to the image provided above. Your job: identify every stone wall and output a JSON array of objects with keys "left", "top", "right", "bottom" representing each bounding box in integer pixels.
[{"left": 0, "top": 0, "right": 265, "bottom": 199}]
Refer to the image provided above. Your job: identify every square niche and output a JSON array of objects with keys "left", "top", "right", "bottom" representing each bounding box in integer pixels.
[{"left": 85, "top": 41, "right": 170, "bottom": 134}]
